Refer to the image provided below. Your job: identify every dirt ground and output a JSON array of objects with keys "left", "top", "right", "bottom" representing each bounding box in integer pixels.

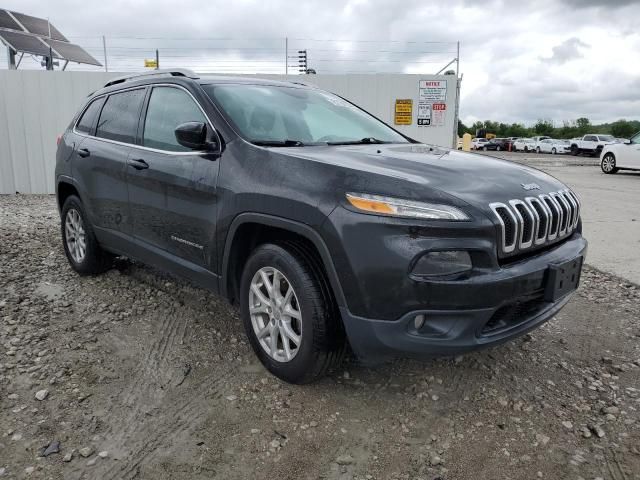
[{"left": 1, "top": 195, "right": 639, "bottom": 480}]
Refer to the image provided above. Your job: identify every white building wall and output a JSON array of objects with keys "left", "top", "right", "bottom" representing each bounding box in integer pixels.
[{"left": 0, "top": 70, "right": 458, "bottom": 194}]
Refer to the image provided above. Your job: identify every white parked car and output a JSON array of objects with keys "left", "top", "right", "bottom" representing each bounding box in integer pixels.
[
  {"left": 472, "top": 138, "right": 490, "bottom": 150},
  {"left": 599, "top": 131, "right": 640, "bottom": 174},
  {"left": 537, "top": 139, "right": 570, "bottom": 154},
  {"left": 513, "top": 138, "right": 536, "bottom": 152}
]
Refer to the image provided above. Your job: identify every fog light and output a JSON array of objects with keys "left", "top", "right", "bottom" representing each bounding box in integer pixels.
[
  {"left": 412, "top": 251, "right": 472, "bottom": 277},
  {"left": 414, "top": 314, "right": 426, "bottom": 330}
]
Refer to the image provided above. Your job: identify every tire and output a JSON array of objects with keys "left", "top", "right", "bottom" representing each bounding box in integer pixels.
[
  {"left": 571, "top": 145, "right": 578, "bottom": 156},
  {"left": 601, "top": 153, "right": 619, "bottom": 174},
  {"left": 524, "top": 147, "right": 529, "bottom": 152},
  {"left": 536, "top": 147, "right": 541, "bottom": 154},
  {"left": 60, "top": 195, "right": 112, "bottom": 275},
  {"left": 240, "top": 243, "right": 346, "bottom": 384},
  {"left": 594, "top": 147, "right": 603, "bottom": 158},
  {"left": 552, "top": 148, "right": 557, "bottom": 155},
  {"left": 497, "top": 146, "right": 501, "bottom": 151},
  {"left": 483, "top": 146, "right": 488, "bottom": 151}
]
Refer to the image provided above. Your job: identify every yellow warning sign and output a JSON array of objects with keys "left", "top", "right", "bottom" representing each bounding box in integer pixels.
[{"left": 394, "top": 99, "right": 412, "bottom": 125}]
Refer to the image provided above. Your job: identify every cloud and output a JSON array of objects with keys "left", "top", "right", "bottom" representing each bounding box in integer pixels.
[
  {"left": 542, "top": 38, "right": 590, "bottom": 64},
  {"left": 557, "top": 0, "right": 639, "bottom": 8}
]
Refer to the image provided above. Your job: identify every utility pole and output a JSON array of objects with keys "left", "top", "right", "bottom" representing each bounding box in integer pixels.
[
  {"left": 155, "top": 49, "right": 159, "bottom": 70},
  {"left": 7, "top": 46, "right": 16, "bottom": 69},
  {"left": 298, "top": 50, "right": 307, "bottom": 73},
  {"left": 456, "top": 41, "right": 460, "bottom": 78},
  {"left": 102, "top": 36, "right": 108, "bottom": 72},
  {"left": 285, "top": 37, "right": 288, "bottom": 75}
]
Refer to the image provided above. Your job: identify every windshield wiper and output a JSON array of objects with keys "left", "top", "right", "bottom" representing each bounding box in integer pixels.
[
  {"left": 252, "top": 139, "right": 305, "bottom": 147},
  {"left": 327, "top": 137, "right": 390, "bottom": 145}
]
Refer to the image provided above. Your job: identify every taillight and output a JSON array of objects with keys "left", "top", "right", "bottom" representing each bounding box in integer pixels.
[{"left": 56, "top": 135, "right": 62, "bottom": 145}]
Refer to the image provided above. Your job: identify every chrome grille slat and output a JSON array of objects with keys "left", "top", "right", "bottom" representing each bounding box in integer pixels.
[{"left": 490, "top": 189, "right": 581, "bottom": 256}]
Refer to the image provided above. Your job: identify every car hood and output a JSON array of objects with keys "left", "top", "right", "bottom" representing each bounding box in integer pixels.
[{"left": 280, "top": 143, "right": 567, "bottom": 206}]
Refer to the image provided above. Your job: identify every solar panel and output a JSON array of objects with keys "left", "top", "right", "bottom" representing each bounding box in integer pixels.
[
  {"left": 9, "top": 10, "right": 67, "bottom": 41},
  {"left": 0, "top": 30, "right": 50, "bottom": 57},
  {"left": 0, "top": 10, "right": 23, "bottom": 31},
  {"left": 44, "top": 39, "right": 102, "bottom": 66}
]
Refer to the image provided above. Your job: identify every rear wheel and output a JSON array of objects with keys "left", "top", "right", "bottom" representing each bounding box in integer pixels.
[
  {"left": 601, "top": 153, "right": 619, "bottom": 174},
  {"left": 551, "top": 147, "right": 557, "bottom": 154},
  {"left": 571, "top": 145, "right": 579, "bottom": 156},
  {"left": 61, "top": 195, "right": 112, "bottom": 274},
  {"left": 240, "top": 243, "right": 346, "bottom": 383},
  {"left": 483, "top": 146, "right": 488, "bottom": 151}
]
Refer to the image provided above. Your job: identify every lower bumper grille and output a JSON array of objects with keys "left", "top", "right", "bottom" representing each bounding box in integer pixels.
[{"left": 481, "top": 296, "right": 547, "bottom": 336}]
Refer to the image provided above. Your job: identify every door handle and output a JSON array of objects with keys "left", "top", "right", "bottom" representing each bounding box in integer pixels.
[
  {"left": 77, "top": 148, "right": 91, "bottom": 158},
  {"left": 128, "top": 158, "right": 149, "bottom": 170}
]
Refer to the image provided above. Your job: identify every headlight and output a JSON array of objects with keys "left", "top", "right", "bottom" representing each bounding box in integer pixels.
[
  {"left": 345, "top": 193, "right": 469, "bottom": 221},
  {"left": 411, "top": 251, "right": 472, "bottom": 277}
]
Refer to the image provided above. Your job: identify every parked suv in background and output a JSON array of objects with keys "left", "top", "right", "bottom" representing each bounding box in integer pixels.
[{"left": 55, "top": 70, "right": 587, "bottom": 383}]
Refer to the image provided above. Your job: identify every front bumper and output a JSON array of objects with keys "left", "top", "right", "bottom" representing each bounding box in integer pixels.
[{"left": 340, "top": 234, "right": 587, "bottom": 364}]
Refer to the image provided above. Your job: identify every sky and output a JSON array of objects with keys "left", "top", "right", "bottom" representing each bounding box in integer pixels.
[{"left": 1, "top": 0, "right": 640, "bottom": 125}]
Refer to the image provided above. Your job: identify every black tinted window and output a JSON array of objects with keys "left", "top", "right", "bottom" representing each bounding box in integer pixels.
[
  {"left": 96, "top": 89, "right": 145, "bottom": 143},
  {"left": 76, "top": 97, "right": 105, "bottom": 135},
  {"left": 143, "top": 87, "right": 207, "bottom": 152}
]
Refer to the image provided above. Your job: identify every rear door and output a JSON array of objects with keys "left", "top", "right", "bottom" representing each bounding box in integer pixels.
[
  {"left": 72, "top": 88, "right": 146, "bottom": 238},
  {"left": 126, "top": 84, "right": 220, "bottom": 269}
]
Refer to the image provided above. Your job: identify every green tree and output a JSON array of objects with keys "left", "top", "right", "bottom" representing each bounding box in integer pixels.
[
  {"left": 534, "top": 119, "right": 555, "bottom": 137},
  {"left": 610, "top": 119, "right": 638, "bottom": 139},
  {"left": 575, "top": 117, "right": 591, "bottom": 136},
  {"left": 457, "top": 120, "right": 469, "bottom": 137}
]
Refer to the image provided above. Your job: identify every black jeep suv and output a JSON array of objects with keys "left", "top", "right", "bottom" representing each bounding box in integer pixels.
[{"left": 55, "top": 69, "right": 587, "bottom": 383}]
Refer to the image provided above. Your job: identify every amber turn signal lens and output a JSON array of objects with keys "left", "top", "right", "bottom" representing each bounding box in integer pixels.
[{"left": 346, "top": 194, "right": 395, "bottom": 214}]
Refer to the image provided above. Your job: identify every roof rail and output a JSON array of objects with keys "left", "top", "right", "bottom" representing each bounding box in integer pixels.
[{"left": 103, "top": 69, "right": 199, "bottom": 88}]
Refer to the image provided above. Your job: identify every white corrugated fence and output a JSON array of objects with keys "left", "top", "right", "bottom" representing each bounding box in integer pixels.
[{"left": 0, "top": 70, "right": 458, "bottom": 194}]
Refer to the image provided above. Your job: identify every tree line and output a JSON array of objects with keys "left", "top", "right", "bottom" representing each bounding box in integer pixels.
[{"left": 458, "top": 118, "right": 640, "bottom": 139}]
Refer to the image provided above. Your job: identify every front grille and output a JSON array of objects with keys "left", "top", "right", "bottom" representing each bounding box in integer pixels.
[
  {"left": 490, "top": 189, "right": 580, "bottom": 256},
  {"left": 481, "top": 296, "right": 547, "bottom": 336}
]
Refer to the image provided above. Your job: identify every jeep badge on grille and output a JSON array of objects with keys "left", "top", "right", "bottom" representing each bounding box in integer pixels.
[{"left": 521, "top": 183, "right": 541, "bottom": 191}]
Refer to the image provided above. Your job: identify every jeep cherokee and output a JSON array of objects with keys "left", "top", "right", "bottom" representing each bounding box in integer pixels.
[{"left": 55, "top": 69, "right": 587, "bottom": 383}]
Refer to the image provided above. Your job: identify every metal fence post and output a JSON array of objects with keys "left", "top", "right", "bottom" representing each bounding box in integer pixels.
[{"left": 102, "top": 36, "right": 108, "bottom": 72}]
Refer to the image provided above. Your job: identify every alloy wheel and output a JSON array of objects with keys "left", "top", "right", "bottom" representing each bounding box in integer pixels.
[
  {"left": 65, "top": 208, "right": 87, "bottom": 263},
  {"left": 602, "top": 154, "right": 615, "bottom": 173},
  {"left": 249, "top": 266, "right": 302, "bottom": 363}
]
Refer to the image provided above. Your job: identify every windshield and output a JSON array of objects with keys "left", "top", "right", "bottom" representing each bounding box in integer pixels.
[{"left": 203, "top": 84, "right": 409, "bottom": 146}]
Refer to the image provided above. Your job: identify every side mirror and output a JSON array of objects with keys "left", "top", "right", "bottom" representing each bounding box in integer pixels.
[
  {"left": 624, "top": 139, "right": 632, "bottom": 145},
  {"left": 175, "top": 122, "right": 215, "bottom": 151}
]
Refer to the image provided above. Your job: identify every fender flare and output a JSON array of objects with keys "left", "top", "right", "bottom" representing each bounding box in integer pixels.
[{"left": 220, "top": 213, "right": 347, "bottom": 308}]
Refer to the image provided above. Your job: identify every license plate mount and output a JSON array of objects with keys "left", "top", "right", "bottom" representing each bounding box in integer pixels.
[{"left": 544, "top": 256, "right": 583, "bottom": 302}]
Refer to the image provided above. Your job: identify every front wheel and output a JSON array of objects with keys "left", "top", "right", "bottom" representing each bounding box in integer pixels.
[
  {"left": 61, "top": 195, "right": 112, "bottom": 275},
  {"left": 571, "top": 145, "right": 579, "bottom": 156},
  {"left": 551, "top": 148, "right": 557, "bottom": 154},
  {"left": 240, "top": 243, "right": 346, "bottom": 383},
  {"left": 601, "top": 153, "right": 619, "bottom": 174},
  {"left": 536, "top": 147, "right": 541, "bottom": 154},
  {"left": 483, "top": 146, "right": 488, "bottom": 151}
]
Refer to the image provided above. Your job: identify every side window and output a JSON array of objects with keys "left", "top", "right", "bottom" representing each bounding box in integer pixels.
[
  {"left": 96, "top": 89, "right": 146, "bottom": 144},
  {"left": 143, "top": 87, "right": 208, "bottom": 152},
  {"left": 75, "top": 97, "right": 105, "bottom": 135},
  {"left": 585, "top": 135, "right": 596, "bottom": 142}
]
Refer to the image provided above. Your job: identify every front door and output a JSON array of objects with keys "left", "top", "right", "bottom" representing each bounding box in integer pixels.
[
  {"left": 126, "top": 85, "right": 220, "bottom": 270},
  {"left": 617, "top": 132, "right": 640, "bottom": 169}
]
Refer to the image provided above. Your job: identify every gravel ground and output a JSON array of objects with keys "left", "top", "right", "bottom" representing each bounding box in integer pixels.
[{"left": 1, "top": 194, "right": 639, "bottom": 480}]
